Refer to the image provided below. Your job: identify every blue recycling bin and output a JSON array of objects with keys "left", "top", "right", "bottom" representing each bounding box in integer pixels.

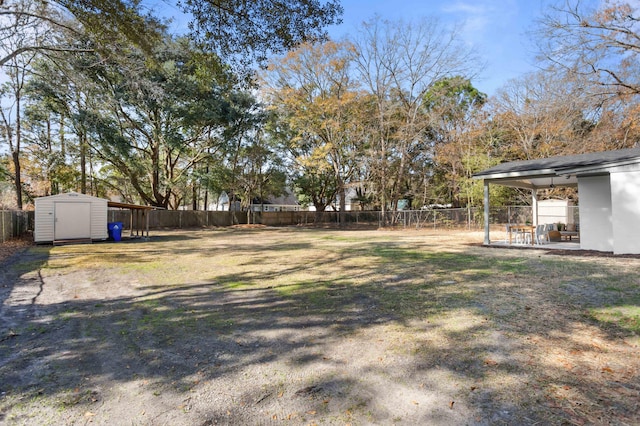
[{"left": 107, "top": 222, "right": 123, "bottom": 242}]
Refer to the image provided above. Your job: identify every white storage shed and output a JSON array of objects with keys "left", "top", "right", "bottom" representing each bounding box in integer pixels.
[
  {"left": 537, "top": 199, "right": 575, "bottom": 226},
  {"left": 34, "top": 192, "right": 108, "bottom": 243}
]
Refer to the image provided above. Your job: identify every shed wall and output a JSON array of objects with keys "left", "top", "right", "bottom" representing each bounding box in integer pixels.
[
  {"left": 89, "top": 200, "right": 108, "bottom": 240},
  {"left": 577, "top": 176, "right": 613, "bottom": 252},
  {"left": 538, "top": 199, "right": 573, "bottom": 226},
  {"left": 34, "top": 197, "right": 55, "bottom": 242}
]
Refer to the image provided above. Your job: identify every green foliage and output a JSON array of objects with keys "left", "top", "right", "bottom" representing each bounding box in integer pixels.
[
  {"left": 57, "top": 0, "right": 164, "bottom": 53},
  {"left": 77, "top": 36, "right": 251, "bottom": 207},
  {"left": 292, "top": 170, "right": 337, "bottom": 211},
  {"left": 182, "top": 0, "right": 343, "bottom": 72},
  {"left": 423, "top": 76, "right": 487, "bottom": 118}
]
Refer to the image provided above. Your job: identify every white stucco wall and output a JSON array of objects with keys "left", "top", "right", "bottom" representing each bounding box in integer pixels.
[
  {"left": 577, "top": 175, "right": 613, "bottom": 252},
  {"left": 610, "top": 170, "right": 640, "bottom": 254}
]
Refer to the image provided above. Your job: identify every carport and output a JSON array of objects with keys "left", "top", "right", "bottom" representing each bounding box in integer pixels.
[
  {"left": 473, "top": 147, "right": 640, "bottom": 254},
  {"left": 107, "top": 201, "right": 155, "bottom": 240}
]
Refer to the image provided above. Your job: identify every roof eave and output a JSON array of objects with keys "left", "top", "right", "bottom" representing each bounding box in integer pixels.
[
  {"left": 558, "top": 158, "right": 640, "bottom": 176},
  {"left": 473, "top": 169, "right": 557, "bottom": 181}
]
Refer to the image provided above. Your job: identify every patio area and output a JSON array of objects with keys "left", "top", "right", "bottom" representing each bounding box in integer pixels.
[
  {"left": 474, "top": 148, "right": 640, "bottom": 254},
  {"left": 489, "top": 228, "right": 582, "bottom": 250},
  {"left": 490, "top": 238, "right": 582, "bottom": 250}
]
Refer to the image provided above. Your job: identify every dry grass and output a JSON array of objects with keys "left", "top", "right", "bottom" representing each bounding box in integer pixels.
[{"left": 1, "top": 228, "right": 639, "bottom": 425}]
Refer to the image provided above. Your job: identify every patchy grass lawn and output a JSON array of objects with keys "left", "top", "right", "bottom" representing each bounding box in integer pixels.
[{"left": 1, "top": 228, "right": 639, "bottom": 425}]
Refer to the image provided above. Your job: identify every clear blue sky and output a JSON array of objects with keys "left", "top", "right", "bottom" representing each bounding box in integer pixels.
[{"left": 327, "top": 0, "right": 589, "bottom": 96}]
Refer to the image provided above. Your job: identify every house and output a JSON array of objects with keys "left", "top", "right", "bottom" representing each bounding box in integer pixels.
[{"left": 473, "top": 147, "right": 640, "bottom": 254}]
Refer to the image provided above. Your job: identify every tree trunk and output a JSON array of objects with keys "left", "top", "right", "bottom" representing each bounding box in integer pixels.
[
  {"left": 12, "top": 150, "right": 22, "bottom": 209},
  {"left": 80, "top": 132, "right": 87, "bottom": 194},
  {"left": 14, "top": 95, "right": 22, "bottom": 209},
  {"left": 338, "top": 178, "right": 346, "bottom": 227},
  {"left": 192, "top": 183, "right": 198, "bottom": 210}
]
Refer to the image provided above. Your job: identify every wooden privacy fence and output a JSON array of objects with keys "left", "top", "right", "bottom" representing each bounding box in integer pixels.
[
  {"left": 108, "top": 210, "right": 250, "bottom": 228},
  {"left": 1, "top": 210, "right": 34, "bottom": 243}
]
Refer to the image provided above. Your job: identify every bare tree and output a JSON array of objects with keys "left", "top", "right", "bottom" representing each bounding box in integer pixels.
[
  {"left": 490, "top": 71, "right": 595, "bottom": 159},
  {"left": 536, "top": 0, "right": 640, "bottom": 97},
  {"left": 263, "top": 41, "right": 364, "bottom": 224},
  {"left": 0, "top": 0, "right": 94, "bottom": 67},
  {"left": 0, "top": 0, "right": 60, "bottom": 208},
  {"left": 351, "top": 16, "right": 482, "bottom": 220}
]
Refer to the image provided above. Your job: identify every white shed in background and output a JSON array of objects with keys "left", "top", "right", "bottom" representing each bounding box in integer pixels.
[
  {"left": 537, "top": 199, "right": 575, "bottom": 225},
  {"left": 34, "top": 192, "right": 108, "bottom": 243}
]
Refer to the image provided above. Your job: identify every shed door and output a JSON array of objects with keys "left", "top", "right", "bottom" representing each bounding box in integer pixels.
[{"left": 54, "top": 202, "right": 91, "bottom": 240}]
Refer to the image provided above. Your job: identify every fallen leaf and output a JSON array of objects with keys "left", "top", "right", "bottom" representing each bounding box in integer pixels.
[
  {"left": 602, "top": 367, "right": 614, "bottom": 373},
  {"left": 470, "top": 386, "right": 477, "bottom": 391},
  {"left": 306, "top": 410, "right": 317, "bottom": 415},
  {"left": 277, "top": 391, "right": 284, "bottom": 398},
  {"left": 449, "top": 401, "right": 455, "bottom": 409},
  {"left": 84, "top": 411, "right": 95, "bottom": 417},
  {"left": 272, "top": 414, "right": 277, "bottom": 420}
]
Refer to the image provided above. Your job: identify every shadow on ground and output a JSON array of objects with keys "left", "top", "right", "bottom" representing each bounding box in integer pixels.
[{"left": 1, "top": 228, "right": 638, "bottom": 425}]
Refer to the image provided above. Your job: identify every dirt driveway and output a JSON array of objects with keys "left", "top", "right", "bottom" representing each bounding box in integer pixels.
[{"left": 1, "top": 228, "right": 639, "bottom": 425}]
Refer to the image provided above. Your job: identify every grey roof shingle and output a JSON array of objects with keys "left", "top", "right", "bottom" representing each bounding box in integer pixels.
[{"left": 473, "top": 147, "right": 640, "bottom": 178}]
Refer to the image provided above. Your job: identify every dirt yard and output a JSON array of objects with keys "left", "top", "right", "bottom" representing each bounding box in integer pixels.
[{"left": 1, "top": 228, "right": 639, "bottom": 425}]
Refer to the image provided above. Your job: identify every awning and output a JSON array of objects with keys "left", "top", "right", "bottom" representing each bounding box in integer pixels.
[{"left": 107, "top": 202, "right": 156, "bottom": 239}]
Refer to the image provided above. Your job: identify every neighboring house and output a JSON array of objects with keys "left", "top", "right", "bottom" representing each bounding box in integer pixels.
[
  {"left": 474, "top": 147, "right": 640, "bottom": 254},
  {"left": 250, "top": 192, "right": 301, "bottom": 212}
]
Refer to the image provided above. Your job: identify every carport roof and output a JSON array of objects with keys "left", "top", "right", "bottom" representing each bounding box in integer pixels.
[
  {"left": 107, "top": 201, "right": 155, "bottom": 210},
  {"left": 473, "top": 147, "right": 640, "bottom": 189}
]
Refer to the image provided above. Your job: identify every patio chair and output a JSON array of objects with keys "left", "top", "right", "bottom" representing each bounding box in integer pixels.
[
  {"left": 504, "top": 224, "right": 511, "bottom": 244},
  {"left": 515, "top": 227, "right": 531, "bottom": 244},
  {"left": 535, "top": 224, "right": 550, "bottom": 245}
]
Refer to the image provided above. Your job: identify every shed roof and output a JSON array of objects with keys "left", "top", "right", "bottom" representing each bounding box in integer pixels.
[{"left": 473, "top": 147, "right": 640, "bottom": 189}]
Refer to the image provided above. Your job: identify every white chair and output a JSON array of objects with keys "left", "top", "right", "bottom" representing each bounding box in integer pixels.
[
  {"left": 515, "top": 227, "right": 531, "bottom": 244},
  {"left": 535, "top": 224, "right": 550, "bottom": 245}
]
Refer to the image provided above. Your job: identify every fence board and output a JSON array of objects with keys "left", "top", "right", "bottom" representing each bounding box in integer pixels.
[{"left": 1, "top": 210, "right": 34, "bottom": 243}]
